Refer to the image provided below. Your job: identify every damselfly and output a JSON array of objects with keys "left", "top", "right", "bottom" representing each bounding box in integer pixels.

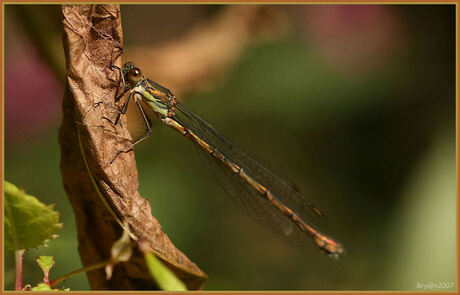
[{"left": 109, "top": 62, "right": 345, "bottom": 258}]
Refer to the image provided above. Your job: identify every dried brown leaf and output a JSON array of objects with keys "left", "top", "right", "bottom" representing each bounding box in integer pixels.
[{"left": 59, "top": 4, "right": 206, "bottom": 290}]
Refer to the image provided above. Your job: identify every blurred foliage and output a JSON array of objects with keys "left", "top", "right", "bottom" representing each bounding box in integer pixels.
[
  {"left": 139, "top": 241, "right": 187, "bottom": 291},
  {"left": 4, "top": 4, "right": 456, "bottom": 291}
]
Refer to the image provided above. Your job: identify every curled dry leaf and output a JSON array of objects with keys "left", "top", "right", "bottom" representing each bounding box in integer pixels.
[{"left": 59, "top": 4, "right": 206, "bottom": 290}]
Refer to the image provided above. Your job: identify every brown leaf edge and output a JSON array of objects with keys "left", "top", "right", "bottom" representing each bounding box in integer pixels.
[{"left": 59, "top": 4, "right": 207, "bottom": 290}]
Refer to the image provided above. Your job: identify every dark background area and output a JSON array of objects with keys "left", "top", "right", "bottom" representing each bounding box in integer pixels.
[{"left": 4, "top": 4, "right": 456, "bottom": 291}]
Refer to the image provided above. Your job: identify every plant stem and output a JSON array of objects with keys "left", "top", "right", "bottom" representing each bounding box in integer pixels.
[
  {"left": 49, "top": 259, "right": 110, "bottom": 288},
  {"left": 14, "top": 249, "right": 25, "bottom": 291}
]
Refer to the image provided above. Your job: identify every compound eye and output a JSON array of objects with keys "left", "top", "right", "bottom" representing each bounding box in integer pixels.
[{"left": 127, "top": 67, "right": 142, "bottom": 83}]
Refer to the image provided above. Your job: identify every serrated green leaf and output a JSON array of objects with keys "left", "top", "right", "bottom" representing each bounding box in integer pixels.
[
  {"left": 4, "top": 181, "right": 63, "bottom": 250},
  {"left": 36, "top": 256, "right": 55, "bottom": 283},
  {"left": 36, "top": 256, "right": 55, "bottom": 273},
  {"left": 139, "top": 241, "right": 187, "bottom": 291}
]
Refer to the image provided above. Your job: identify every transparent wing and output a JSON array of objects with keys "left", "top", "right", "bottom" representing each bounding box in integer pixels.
[{"left": 174, "top": 102, "right": 328, "bottom": 245}]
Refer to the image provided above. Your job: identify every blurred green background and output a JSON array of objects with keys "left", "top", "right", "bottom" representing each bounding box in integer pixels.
[{"left": 4, "top": 4, "right": 456, "bottom": 291}]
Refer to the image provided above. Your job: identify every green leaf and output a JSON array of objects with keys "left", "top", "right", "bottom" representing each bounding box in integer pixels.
[
  {"left": 36, "top": 256, "right": 55, "bottom": 283},
  {"left": 36, "top": 256, "right": 55, "bottom": 273},
  {"left": 138, "top": 240, "right": 187, "bottom": 291},
  {"left": 4, "top": 181, "right": 63, "bottom": 250},
  {"left": 31, "top": 283, "right": 53, "bottom": 291},
  {"left": 31, "top": 282, "right": 69, "bottom": 291}
]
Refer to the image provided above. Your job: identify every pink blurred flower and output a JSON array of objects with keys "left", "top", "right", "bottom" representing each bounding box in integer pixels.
[
  {"left": 295, "top": 5, "right": 406, "bottom": 76},
  {"left": 5, "top": 21, "right": 62, "bottom": 145}
]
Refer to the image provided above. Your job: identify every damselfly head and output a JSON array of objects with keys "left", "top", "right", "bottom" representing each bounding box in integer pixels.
[{"left": 122, "top": 62, "right": 143, "bottom": 84}]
